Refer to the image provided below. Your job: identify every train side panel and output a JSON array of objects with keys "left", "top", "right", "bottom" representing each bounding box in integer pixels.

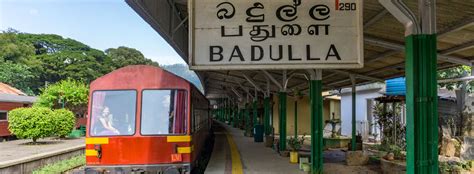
[{"left": 190, "top": 86, "right": 210, "bottom": 165}]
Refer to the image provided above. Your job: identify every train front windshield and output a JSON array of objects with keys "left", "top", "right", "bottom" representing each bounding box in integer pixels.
[
  {"left": 90, "top": 90, "right": 137, "bottom": 136},
  {"left": 89, "top": 89, "right": 188, "bottom": 137},
  {"left": 141, "top": 89, "right": 187, "bottom": 135}
]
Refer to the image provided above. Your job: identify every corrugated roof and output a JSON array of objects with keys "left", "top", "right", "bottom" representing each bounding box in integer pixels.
[
  {"left": 126, "top": 0, "right": 474, "bottom": 99},
  {"left": 0, "top": 83, "right": 26, "bottom": 96},
  {"left": 0, "top": 93, "right": 36, "bottom": 104}
]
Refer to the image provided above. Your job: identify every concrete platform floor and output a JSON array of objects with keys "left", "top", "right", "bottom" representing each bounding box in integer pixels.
[
  {"left": 205, "top": 122, "right": 305, "bottom": 174},
  {"left": 0, "top": 137, "right": 84, "bottom": 166},
  {"left": 205, "top": 122, "right": 381, "bottom": 174}
]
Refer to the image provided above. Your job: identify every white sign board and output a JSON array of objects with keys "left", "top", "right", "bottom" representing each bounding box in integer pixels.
[{"left": 189, "top": 0, "right": 363, "bottom": 70}]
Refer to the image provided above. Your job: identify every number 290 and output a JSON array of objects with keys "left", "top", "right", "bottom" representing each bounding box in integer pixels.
[{"left": 339, "top": 3, "right": 356, "bottom": 11}]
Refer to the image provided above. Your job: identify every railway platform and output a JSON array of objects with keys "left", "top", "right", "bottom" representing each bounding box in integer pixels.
[
  {"left": 0, "top": 137, "right": 84, "bottom": 173},
  {"left": 205, "top": 122, "right": 381, "bottom": 174},
  {"left": 205, "top": 122, "right": 305, "bottom": 174}
]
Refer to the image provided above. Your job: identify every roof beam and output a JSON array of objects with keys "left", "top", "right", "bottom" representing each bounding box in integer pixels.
[
  {"left": 262, "top": 70, "right": 283, "bottom": 90},
  {"left": 230, "top": 86, "right": 243, "bottom": 99},
  {"left": 365, "top": 35, "right": 472, "bottom": 66},
  {"left": 328, "top": 69, "right": 384, "bottom": 82},
  {"left": 323, "top": 72, "right": 338, "bottom": 79},
  {"left": 206, "top": 71, "right": 268, "bottom": 85},
  {"left": 365, "top": 62, "right": 405, "bottom": 76},
  {"left": 438, "top": 18, "right": 474, "bottom": 38},
  {"left": 365, "top": 50, "right": 401, "bottom": 63},
  {"left": 363, "top": 17, "right": 474, "bottom": 66},
  {"left": 206, "top": 76, "right": 253, "bottom": 89},
  {"left": 364, "top": 9, "right": 388, "bottom": 29},
  {"left": 439, "top": 40, "right": 474, "bottom": 55},
  {"left": 240, "top": 72, "right": 263, "bottom": 92}
]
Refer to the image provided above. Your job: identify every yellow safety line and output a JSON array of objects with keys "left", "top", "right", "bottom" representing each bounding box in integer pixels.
[{"left": 225, "top": 132, "right": 244, "bottom": 174}]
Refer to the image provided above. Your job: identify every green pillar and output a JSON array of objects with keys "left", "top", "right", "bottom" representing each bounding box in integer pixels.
[
  {"left": 234, "top": 107, "right": 238, "bottom": 128},
  {"left": 253, "top": 100, "right": 258, "bottom": 127},
  {"left": 228, "top": 102, "right": 231, "bottom": 124},
  {"left": 222, "top": 99, "right": 225, "bottom": 122},
  {"left": 225, "top": 99, "right": 229, "bottom": 123},
  {"left": 278, "top": 92, "right": 287, "bottom": 151},
  {"left": 264, "top": 97, "right": 271, "bottom": 136},
  {"left": 351, "top": 84, "right": 357, "bottom": 151},
  {"left": 218, "top": 100, "right": 222, "bottom": 121},
  {"left": 245, "top": 103, "right": 250, "bottom": 134},
  {"left": 405, "top": 34, "right": 438, "bottom": 174},
  {"left": 294, "top": 101, "right": 298, "bottom": 138},
  {"left": 221, "top": 106, "right": 224, "bottom": 122},
  {"left": 231, "top": 106, "right": 235, "bottom": 127},
  {"left": 310, "top": 80, "right": 323, "bottom": 174},
  {"left": 240, "top": 108, "right": 244, "bottom": 129}
]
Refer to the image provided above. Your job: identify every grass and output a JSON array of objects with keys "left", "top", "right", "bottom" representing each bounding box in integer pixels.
[{"left": 33, "top": 154, "right": 85, "bottom": 174}]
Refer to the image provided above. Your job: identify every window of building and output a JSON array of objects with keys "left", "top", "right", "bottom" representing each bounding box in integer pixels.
[{"left": 0, "top": 111, "right": 7, "bottom": 120}]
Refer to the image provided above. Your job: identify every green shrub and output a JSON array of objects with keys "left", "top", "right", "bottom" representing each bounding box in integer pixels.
[
  {"left": 34, "top": 79, "right": 88, "bottom": 116},
  {"left": 8, "top": 107, "right": 77, "bottom": 142},
  {"left": 52, "top": 109, "right": 75, "bottom": 137},
  {"left": 8, "top": 107, "right": 55, "bottom": 143}
]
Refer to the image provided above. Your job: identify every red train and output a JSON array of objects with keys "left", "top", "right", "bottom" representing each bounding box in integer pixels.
[{"left": 85, "top": 65, "right": 211, "bottom": 173}]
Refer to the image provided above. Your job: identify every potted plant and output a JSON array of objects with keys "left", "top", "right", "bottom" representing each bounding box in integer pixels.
[{"left": 287, "top": 134, "right": 306, "bottom": 163}]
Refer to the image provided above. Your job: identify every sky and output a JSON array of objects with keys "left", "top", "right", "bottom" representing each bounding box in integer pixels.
[{"left": 0, "top": 0, "right": 185, "bottom": 65}]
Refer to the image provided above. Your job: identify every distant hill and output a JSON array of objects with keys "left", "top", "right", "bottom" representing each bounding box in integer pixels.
[{"left": 161, "top": 64, "right": 204, "bottom": 92}]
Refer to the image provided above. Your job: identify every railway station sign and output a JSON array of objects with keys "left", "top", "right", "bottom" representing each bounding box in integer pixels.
[{"left": 189, "top": 0, "right": 363, "bottom": 70}]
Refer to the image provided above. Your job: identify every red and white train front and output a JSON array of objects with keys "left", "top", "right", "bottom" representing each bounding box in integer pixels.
[{"left": 85, "top": 65, "right": 200, "bottom": 174}]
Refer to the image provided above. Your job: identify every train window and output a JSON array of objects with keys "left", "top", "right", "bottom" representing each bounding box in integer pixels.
[
  {"left": 90, "top": 90, "right": 137, "bottom": 136},
  {"left": 141, "top": 89, "right": 187, "bottom": 135}
]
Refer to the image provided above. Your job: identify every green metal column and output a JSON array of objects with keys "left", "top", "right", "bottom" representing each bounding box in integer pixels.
[
  {"left": 240, "top": 108, "right": 244, "bottom": 129},
  {"left": 218, "top": 99, "right": 222, "bottom": 121},
  {"left": 264, "top": 97, "right": 271, "bottom": 136},
  {"left": 405, "top": 34, "right": 438, "bottom": 174},
  {"left": 278, "top": 92, "right": 287, "bottom": 151},
  {"left": 253, "top": 100, "right": 258, "bottom": 127},
  {"left": 351, "top": 82, "right": 357, "bottom": 151},
  {"left": 225, "top": 99, "right": 229, "bottom": 123},
  {"left": 245, "top": 103, "right": 250, "bottom": 134},
  {"left": 294, "top": 101, "right": 298, "bottom": 138},
  {"left": 231, "top": 106, "right": 235, "bottom": 127},
  {"left": 235, "top": 107, "right": 239, "bottom": 128},
  {"left": 310, "top": 80, "right": 323, "bottom": 174},
  {"left": 223, "top": 100, "right": 226, "bottom": 122}
]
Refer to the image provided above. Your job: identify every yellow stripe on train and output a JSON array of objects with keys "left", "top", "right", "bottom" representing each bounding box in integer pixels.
[
  {"left": 167, "top": 136, "right": 191, "bottom": 142},
  {"left": 85, "top": 138, "right": 109, "bottom": 144},
  {"left": 177, "top": 146, "right": 193, "bottom": 154},
  {"left": 85, "top": 149, "right": 98, "bottom": 156}
]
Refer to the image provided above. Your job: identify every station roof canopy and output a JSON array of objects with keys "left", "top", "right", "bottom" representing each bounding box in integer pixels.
[{"left": 126, "top": 0, "right": 474, "bottom": 99}]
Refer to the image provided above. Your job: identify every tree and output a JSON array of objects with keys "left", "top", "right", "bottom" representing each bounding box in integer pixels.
[
  {"left": 8, "top": 107, "right": 55, "bottom": 143},
  {"left": 0, "top": 30, "right": 159, "bottom": 94},
  {"left": 0, "top": 61, "right": 36, "bottom": 95},
  {"left": 105, "top": 46, "right": 159, "bottom": 68},
  {"left": 51, "top": 109, "right": 76, "bottom": 137},
  {"left": 34, "top": 79, "right": 89, "bottom": 116},
  {"left": 0, "top": 28, "right": 35, "bottom": 62},
  {"left": 438, "top": 65, "right": 473, "bottom": 92}
]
